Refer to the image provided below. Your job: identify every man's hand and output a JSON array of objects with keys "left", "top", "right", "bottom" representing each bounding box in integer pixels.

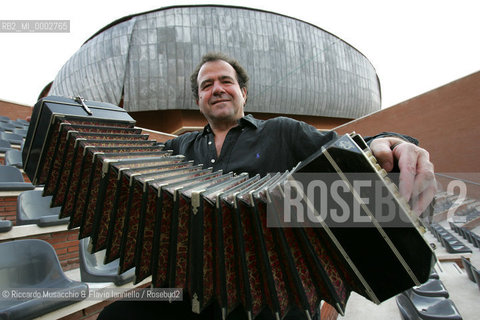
[{"left": 369, "top": 137, "right": 436, "bottom": 215}]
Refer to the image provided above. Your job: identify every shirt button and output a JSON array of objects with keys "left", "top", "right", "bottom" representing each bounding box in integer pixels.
[
  {"left": 208, "top": 141, "right": 212, "bottom": 145},
  {"left": 211, "top": 159, "right": 216, "bottom": 163}
]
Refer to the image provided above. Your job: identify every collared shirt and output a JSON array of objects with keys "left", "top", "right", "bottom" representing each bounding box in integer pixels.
[{"left": 163, "top": 114, "right": 338, "bottom": 176}]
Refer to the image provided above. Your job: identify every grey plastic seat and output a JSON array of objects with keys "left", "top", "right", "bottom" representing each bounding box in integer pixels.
[
  {"left": 12, "top": 128, "right": 27, "bottom": 137},
  {"left": 448, "top": 221, "right": 456, "bottom": 231},
  {"left": 460, "top": 256, "right": 476, "bottom": 283},
  {"left": 0, "top": 139, "right": 11, "bottom": 152},
  {"left": 0, "top": 132, "right": 23, "bottom": 145},
  {"left": 8, "top": 120, "right": 28, "bottom": 128},
  {"left": 412, "top": 279, "right": 449, "bottom": 298},
  {"left": 0, "top": 219, "right": 12, "bottom": 232},
  {"left": 4, "top": 149, "right": 23, "bottom": 168},
  {"left": 471, "top": 266, "right": 480, "bottom": 291},
  {"left": 443, "top": 239, "right": 472, "bottom": 254},
  {"left": 0, "top": 122, "right": 16, "bottom": 131},
  {"left": 0, "top": 115, "right": 10, "bottom": 122},
  {"left": 0, "top": 166, "right": 34, "bottom": 191},
  {"left": 0, "top": 239, "right": 88, "bottom": 319},
  {"left": 397, "top": 290, "right": 462, "bottom": 320},
  {"left": 432, "top": 224, "right": 472, "bottom": 253},
  {"left": 461, "top": 228, "right": 478, "bottom": 247},
  {"left": 458, "top": 227, "right": 468, "bottom": 240},
  {"left": 0, "top": 132, "right": 23, "bottom": 146},
  {"left": 396, "top": 293, "right": 418, "bottom": 320},
  {"left": 16, "top": 190, "right": 68, "bottom": 227},
  {"left": 429, "top": 270, "right": 439, "bottom": 280},
  {"left": 15, "top": 119, "right": 29, "bottom": 126},
  {"left": 471, "top": 232, "right": 480, "bottom": 248},
  {"left": 79, "top": 237, "right": 135, "bottom": 286}
]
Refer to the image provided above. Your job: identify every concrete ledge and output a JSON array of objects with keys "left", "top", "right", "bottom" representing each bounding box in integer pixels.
[{"left": 0, "top": 223, "right": 70, "bottom": 240}]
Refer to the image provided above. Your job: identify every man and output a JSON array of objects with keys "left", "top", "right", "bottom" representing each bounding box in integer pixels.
[
  {"left": 99, "top": 52, "right": 436, "bottom": 320},
  {"left": 165, "top": 52, "right": 436, "bottom": 214}
]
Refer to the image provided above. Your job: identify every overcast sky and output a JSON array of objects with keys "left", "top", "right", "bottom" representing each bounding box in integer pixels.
[{"left": 1, "top": 0, "right": 479, "bottom": 109}]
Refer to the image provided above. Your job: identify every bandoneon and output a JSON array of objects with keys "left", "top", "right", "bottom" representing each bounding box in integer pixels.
[{"left": 23, "top": 96, "right": 435, "bottom": 319}]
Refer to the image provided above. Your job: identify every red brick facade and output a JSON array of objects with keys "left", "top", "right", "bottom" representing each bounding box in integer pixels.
[
  {"left": 0, "top": 196, "right": 17, "bottom": 223},
  {"left": 0, "top": 99, "right": 33, "bottom": 121},
  {"left": 336, "top": 71, "right": 480, "bottom": 174}
]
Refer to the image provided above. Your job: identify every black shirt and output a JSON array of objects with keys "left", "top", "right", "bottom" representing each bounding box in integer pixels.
[
  {"left": 164, "top": 114, "right": 338, "bottom": 176},
  {"left": 164, "top": 114, "right": 418, "bottom": 177}
]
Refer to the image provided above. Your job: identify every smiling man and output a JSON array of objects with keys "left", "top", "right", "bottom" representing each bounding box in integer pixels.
[
  {"left": 196, "top": 59, "right": 248, "bottom": 156},
  {"left": 99, "top": 52, "right": 436, "bottom": 320},
  {"left": 197, "top": 60, "right": 247, "bottom": 127}
]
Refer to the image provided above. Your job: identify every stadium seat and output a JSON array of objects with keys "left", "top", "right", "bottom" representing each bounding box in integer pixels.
[
  {"left": 0, "top": 132, "right": 23, "bottom": 145},
  {"left": 431, "top": 223, "right": 472, "bottom": 254},
  {"left": 16, "top": 189, "right": 68, "bottom": 227},
  {"left": 4, "top": 149, "right": 23, "bottom": 168},
  {"left": 412, "top": 279, "right": 449, "bottom": 298},
  {"left": 448, "top": 221, "right": 455, "bottom": 230},
  {"left": 0, "top": 139, "right": 11, "bottom": 152},
  {"left": 471, "top": 266, "right": 480, "bottom": 292},
  {"left": 15, "top": 119, "right": 29, "bottom": 126},
  {"left": 429, "top": 270, "right": 440, "bottom": 280},
  {"left": 9, "top": 120, "right": 28, "bottom": 128},
  {"left": 458, "top": 227, "right": 469, "bottom": 240},
  {"left": 12, "top": 128, "right": 28, "bottom": 138},
  {"left": 0, "top": 115, "right": 10, "bottom": 122},
  {"left": 79, "top": 237, "right": 135, "bottom": 286},
  {"left": 0, "top": 239, "right": 88, "bottom": 319},
  {"left": 443, "top": 240, "right": 472, "bottom": 254},
  {"left": 471, "top": 232, "right": 480, "bottom": 248},
  {"left": 397, "top": 290, "right": 462, "bottom": 320},
  {"left": 396, "top": 293, "right": 417, "bottom": 320},
  {"left": 0, "top": 165, "right": 34, "bottom": 191},
  {"left": 461, "top": 256, "right": 476, "bottom": 283},
  {"left": 0, "top": 122, "right": 16, "bottom": 131},
  {"left": 460, "top": 227, "right": 479, "bottom": 247},
  {"left": 0, "top": 219, "right": 12, "bottom": 232}
]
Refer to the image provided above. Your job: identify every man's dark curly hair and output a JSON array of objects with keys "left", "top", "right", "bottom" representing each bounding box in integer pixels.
[{"left": 190, "top": 52, "right": 249, "bottom": 101}]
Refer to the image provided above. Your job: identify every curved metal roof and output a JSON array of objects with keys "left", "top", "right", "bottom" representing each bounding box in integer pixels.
[{"left": 49, "top": 5, "right": 381, "bottom": 118}]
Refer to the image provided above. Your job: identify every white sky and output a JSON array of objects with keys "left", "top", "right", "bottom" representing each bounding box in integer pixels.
[{"left": 1, "top": 0, "right": 479, "bottom": 108}]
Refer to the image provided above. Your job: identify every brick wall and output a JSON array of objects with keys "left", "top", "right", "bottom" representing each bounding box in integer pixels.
[
  {"left": 59, "top": 300, "right": 112, "bottom": 320},
  {"left": 336, "top": 71, "right": 480, "bottom": 173},
  {"left": 0, "top": 196, "right": 17, "bottom": 223},
  {"left": 0, "top": 99, "right": 33, "bottom": 120}
]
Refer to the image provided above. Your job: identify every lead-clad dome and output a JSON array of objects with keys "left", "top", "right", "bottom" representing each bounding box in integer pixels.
[{"left": 49, "top": 5, "right": 381, "bottom": 118}]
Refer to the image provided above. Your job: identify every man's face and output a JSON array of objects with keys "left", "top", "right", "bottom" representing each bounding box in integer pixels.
[{"left": 196, "top": 60, "right": 247, "bottom": 125}]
